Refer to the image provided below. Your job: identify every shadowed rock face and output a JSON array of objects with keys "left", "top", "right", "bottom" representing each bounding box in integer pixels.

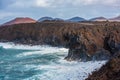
[
  {"left": 0, "top": 21, "right": 120, "bottom": 61},
  {"left": 104, "top": 34, "right": 120, "bottom": 54},
  {"left": 63, "top": 22, "right": 120, "bottom": 61}
]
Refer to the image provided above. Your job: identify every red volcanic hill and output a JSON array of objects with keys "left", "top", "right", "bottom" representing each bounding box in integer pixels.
[{"left": 2, "top": 17, "right": 37, "bottom": 26}]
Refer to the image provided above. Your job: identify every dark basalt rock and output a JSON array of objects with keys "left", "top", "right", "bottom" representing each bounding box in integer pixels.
[
  {"left": 65, "top": 49, "right": 88, "bottom": 61},
  {"left": 64, "top": 33, "right": 112, "bottom": 61},
  {"left": 64, "top": 34, "right": 89, "bottom": 61},
  {"left": 104, "top": 34, "right": 120, "bottom": 55}
]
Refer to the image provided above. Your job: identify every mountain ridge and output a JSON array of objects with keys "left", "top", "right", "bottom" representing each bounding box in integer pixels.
[
  {"left": 1, "top": 15, "right": 120, "bottom": 26},
  {"left": 67, "top": 16, "right": 86, "bottom": 22},
  {"left": 90, "top": 17, "right": 107, "bottom": 21}
]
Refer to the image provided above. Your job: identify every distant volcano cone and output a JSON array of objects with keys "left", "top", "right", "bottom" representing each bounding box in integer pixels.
[
  {"left": 67, "top": 17, "right": 86, "bottom": 22},
  {"left": 2, "top": 17, "right": 36, "bottom": 26},
  {"left": 90, "top": 17, "right": 107, "bottom": 21},
  {"left": 38, "top": 17, "right": 53, "bottom": 22}
]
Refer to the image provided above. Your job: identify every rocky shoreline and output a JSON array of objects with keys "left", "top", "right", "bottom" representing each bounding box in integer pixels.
[
  {"left": 0, "top": 21, "right": 120, "bottom": 61},
  {"left": 0, "top": 21, "right": 120, "bottom": 79},
  {"left": 86, "top": 51, "right": 120, "bottom": 80}
]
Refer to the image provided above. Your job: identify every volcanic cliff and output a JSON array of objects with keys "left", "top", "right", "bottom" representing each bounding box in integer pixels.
[{"left": 0, "top": 21, "right": 120, "bottom": 61}]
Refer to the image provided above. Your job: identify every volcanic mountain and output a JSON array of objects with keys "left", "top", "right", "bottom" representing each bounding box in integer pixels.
[
  {"left": 109, "top": 15, "right": 120, "bottom": 22},
  {"left": 38, "top": 17, "right": 64, "bottom": 22},
  {"left": 38, "top": 17, "right": 53, "bottom": 22},
  {"left": 90, "top": 17, "right": 107, "bottom": 21},
  {"left": 67, "top": 17, "right": 86, "bottom": 22},
  {"left": 2, "top": 17, "right": 36, "bottom": 26}
]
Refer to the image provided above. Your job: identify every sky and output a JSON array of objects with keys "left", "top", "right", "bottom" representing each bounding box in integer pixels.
[{"left": 0, "top": 0, "right": 120, "bottom": 24}]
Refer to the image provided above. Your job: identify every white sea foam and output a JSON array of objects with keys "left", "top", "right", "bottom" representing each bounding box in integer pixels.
[
  {"left": 15, "top": 47, "right": 68, "bottom": 57},
  {"left": 16, "top": 49, "right": 67, "bottom": 57},
  {"left": 24, "top": 61, "right": 106, "bottom": 80},
  {"left": 0, "top": 42, "right": 68, "bottom": 51},
  {"left": 0, "top": 42, "right": 68, "bottom": 58}
]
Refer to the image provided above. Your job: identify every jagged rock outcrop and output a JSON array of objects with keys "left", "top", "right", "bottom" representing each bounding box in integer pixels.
[
  {"left": 0, "top": 21, "right": 120, "bottom": 61},
  {"left": 104, "top": 34, "right": 120, "bottom": 55},
  {"left": 64, "top": 33, "right": 90, "bottom": 61},
  {"left": 64, "top": 33, "right": 112, "bottom": 61},
  {"left": 85, "top": 34, "right": 120, "bottom": 80},
  {"left": 64, "top": 23, "right": 120, "bottom": 61}
]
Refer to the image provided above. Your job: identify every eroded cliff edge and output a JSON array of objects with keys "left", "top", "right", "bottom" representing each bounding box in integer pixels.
[{"left": 0, "top": 21, "right": 120, "bottom": 61}]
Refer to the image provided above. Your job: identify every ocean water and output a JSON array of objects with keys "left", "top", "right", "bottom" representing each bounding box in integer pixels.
[{"left": 0, "top": 42, "right": 106, "bottom": 80}]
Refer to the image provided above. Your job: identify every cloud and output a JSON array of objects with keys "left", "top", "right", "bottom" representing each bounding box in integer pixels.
[
  {"left": 34, "top": 0, "right": 120, "bottom": 7},
  {"left": 35, "top": 0, "right": 120, "bottom": 7},
  {"left": 3, "top": 0, "right": 53, "bottom": 8},
  {"left": 35, "top": 0, "right": 51, "bottom": 7},
  {"left": 0, "top": 0, "right": 120, "bottom": 24},
  {"left": 1, "top": 0, "right": 120, "bottom": 9},
  {"left": 71, "top": 0, "right": 120, "bottom": 6}
]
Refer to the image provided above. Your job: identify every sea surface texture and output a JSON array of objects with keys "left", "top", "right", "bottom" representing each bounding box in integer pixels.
[{"left": 0, "top": 42, "right": 106, "bottom": 80}]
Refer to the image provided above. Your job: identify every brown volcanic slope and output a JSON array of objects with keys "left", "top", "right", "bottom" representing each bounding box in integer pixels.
[
  {"left": 0, "top": 21, "right": 120, "bottom": 52},
  {"left": 2, "top": 17, "right": 36, "bottom": 26}
]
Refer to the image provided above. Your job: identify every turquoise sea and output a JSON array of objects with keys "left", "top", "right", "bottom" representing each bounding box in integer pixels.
[{"left": 0, "top": 42, "right": 106, "bottom": 80}]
